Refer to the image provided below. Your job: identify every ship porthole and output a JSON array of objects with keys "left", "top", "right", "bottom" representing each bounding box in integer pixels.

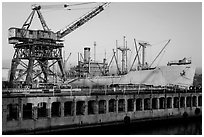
[
  {"left": 124, "top": 116, "right": 130, "bottom": 125},
  {"left": 195, "top": 108, "right": 201, "bottom": 115}
]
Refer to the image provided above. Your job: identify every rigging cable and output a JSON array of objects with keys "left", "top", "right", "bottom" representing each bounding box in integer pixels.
[
  {"left": 39, "top": 2, "right": 97, "bottom": 10},
  {"left": 151, "top": 39, "right": 170, "bottom": 46},
  {"left": 155, "top": 50, "right": 166, "bottom": 67}
]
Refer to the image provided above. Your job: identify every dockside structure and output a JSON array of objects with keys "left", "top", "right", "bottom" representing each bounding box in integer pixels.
[{"left": 2, "top": 86, "right": 202, "bottom": 134}]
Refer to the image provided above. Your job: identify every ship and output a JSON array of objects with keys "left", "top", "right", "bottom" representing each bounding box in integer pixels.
[{"left": 2, "top": 3, "right": 202, "bottom": 135}]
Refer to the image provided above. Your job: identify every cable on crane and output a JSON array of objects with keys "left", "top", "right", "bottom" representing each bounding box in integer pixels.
[
  {"left": 38, "top": 2, "right": 97, "bottom": 10},
  {"left": 66, "top": 7, "right": 98, "bottom": 11},
  {"left": 64, "top": 2, "right": 97, "bottom": 7}
]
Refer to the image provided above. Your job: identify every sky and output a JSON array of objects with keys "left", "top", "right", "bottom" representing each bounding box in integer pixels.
[{"left": 2, "top": 2, "right": 202, "bottom": 71}]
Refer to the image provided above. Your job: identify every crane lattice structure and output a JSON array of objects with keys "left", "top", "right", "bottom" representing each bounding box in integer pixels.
[{"left": 8, "top": 2, "right": 110, "bottom": 87}]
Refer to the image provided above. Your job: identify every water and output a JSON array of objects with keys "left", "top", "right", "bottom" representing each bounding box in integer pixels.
[{"left": 45, "top": 117, "right": 202, "bottom": 135}]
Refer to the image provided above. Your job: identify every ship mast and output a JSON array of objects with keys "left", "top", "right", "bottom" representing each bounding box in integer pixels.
[
  {"left": 138, "top": 41, "right": 151, "bottom": 69},
  {"left": 117, "top": 36, "right": 130, "bottom": 74}
]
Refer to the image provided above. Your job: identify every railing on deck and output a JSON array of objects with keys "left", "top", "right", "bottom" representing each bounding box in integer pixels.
[{"left": 2, "top": 85, "right": 202, "bottom": 97}]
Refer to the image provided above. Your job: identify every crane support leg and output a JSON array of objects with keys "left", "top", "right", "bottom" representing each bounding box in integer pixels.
[
  {"left": 25, "top": 58, "right": 34, "bottom": 85},
  {"left": 58, "top": 59, "right": 65, "bottom": 81},
  {"left": 39, "top": 60, "right": 49, "bottom": 83},
  {"left": 25, "top": 46, "right": 35, "bottom": 85},
  {"left": 9, "top": 58, "right": 20, "bottom": 85}
]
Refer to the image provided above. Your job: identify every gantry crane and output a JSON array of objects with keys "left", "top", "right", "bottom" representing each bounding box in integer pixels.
[{"left": 8, "top": 2, "right": 110, "bottom": 87}]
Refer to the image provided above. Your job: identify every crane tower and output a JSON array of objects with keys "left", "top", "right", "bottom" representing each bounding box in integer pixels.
[{"left": 8, "top": 2, "right": 109, "bottom": 87}]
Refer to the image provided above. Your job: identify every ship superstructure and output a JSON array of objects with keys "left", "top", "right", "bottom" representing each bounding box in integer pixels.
[
  {"left": 70, "top": 63, "right": 195, "bottom": 89},
  {"left": 69, "top": 39, "right": 195, "bottom": 90}
]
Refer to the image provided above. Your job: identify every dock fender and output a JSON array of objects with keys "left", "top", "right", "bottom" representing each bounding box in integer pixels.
[
  {"left": 195, "top": 108, "right": 201, "bottom": 115},
  {"left": 124, "top": 116, "right": 131, "bottom": 125},
  {"left": 183, "top": 112, "right": 188, "bottom": 118}
]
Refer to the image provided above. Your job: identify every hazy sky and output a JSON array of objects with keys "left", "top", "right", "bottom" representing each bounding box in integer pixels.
[{"left": 2, "top": 2, "right": 202, "bottom": 69}]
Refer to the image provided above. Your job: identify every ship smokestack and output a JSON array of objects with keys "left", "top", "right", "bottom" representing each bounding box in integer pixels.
[{"left": 84, "top": 47, "right": 90, "bottom": 63}]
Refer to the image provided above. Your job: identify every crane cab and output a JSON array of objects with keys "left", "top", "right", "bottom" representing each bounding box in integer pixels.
[
  {"left": 8, "top": 28, "right": 21, "bottom": 44},
  {"left": 37, "top": 30, "right": 58, "bottom": 41},
  {"left": 8, "top": 27, "right": 38, "bottom": 44},
  {"left": 8, "top": 27, "right": 59, "bottom": 44}
]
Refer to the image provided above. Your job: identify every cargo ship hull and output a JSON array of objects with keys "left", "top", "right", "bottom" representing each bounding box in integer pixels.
[{"left": 71, "top": 64, "right": 195, "bottom": 88}]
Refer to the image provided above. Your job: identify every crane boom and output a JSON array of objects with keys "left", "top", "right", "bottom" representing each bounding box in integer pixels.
[
  {"left": 57, "top": 2, "right": 110, "bottom": 39},
  {"left": 149, "top": 39, "right": 171, "bottom": 68}
]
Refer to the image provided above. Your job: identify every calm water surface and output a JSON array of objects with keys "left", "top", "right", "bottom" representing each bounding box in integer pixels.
[{"left": 46, "top": 117, "right": 201, "bottom": 135}]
